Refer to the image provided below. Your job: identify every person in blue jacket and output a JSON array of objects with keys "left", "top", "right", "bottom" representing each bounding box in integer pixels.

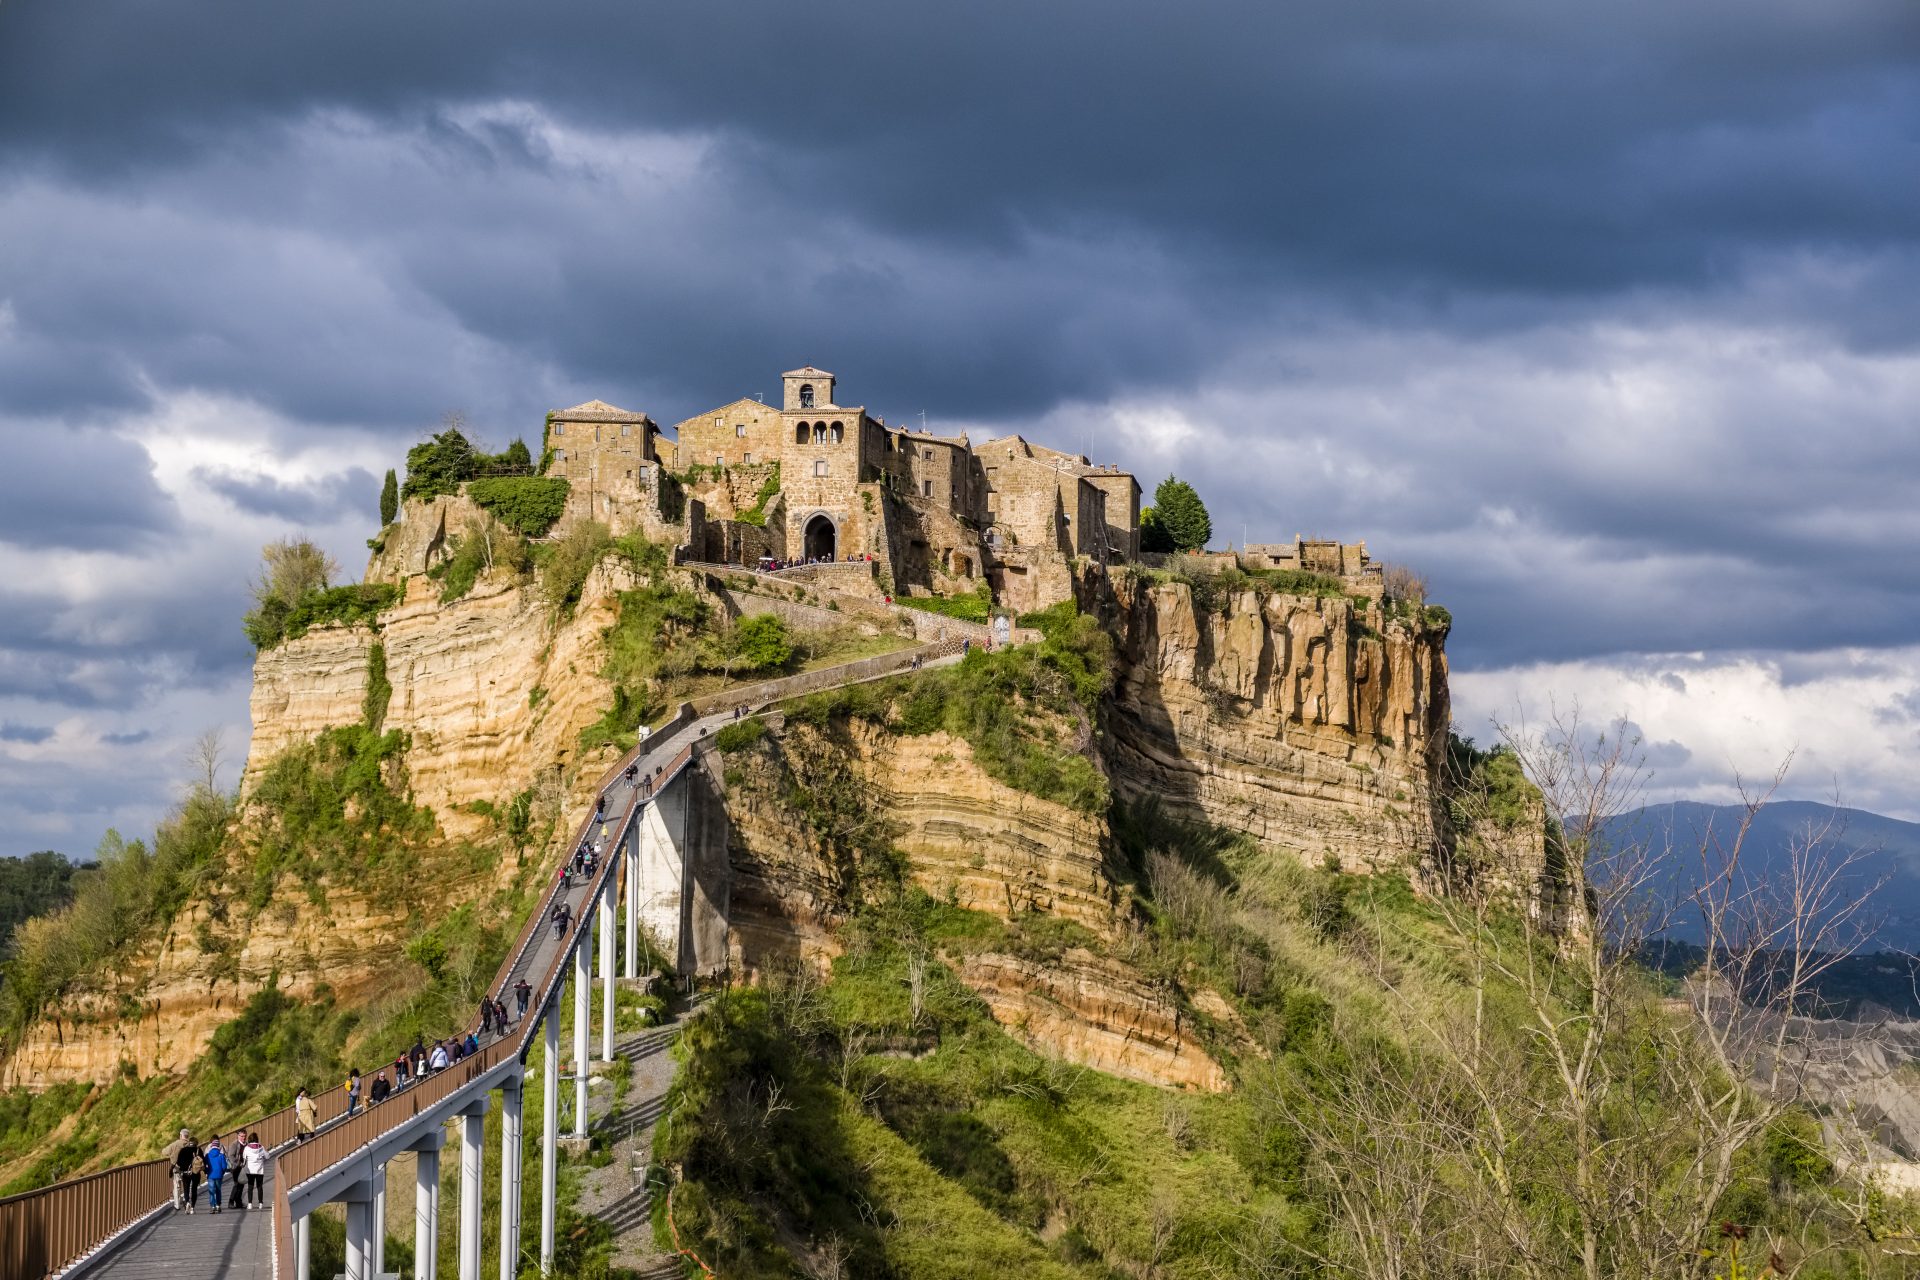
[{"left": 203, "top": 1138, "right": 228, "bottom": 1215}]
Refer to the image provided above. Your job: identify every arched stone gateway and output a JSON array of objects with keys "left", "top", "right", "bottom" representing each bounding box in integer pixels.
[{"left": 804, "top": 513, "right": 837, "bottom": 561}]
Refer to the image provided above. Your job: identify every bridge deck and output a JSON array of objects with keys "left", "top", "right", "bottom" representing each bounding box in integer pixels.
[{"left": 82, "top": 1175, "right": 275, "bottom": 1280}]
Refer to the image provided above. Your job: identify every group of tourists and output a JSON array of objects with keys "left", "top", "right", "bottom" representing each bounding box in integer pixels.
[
  {"left": 750, "top": 552, "right": 876, "bottom": 572},
  {"left": 165, "top": 1128, "right": 266, "bottom": 1214}
]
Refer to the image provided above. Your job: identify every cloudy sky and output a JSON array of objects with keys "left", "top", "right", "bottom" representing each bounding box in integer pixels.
[{"left": 0, "top": 0, "right": 1916, "bottom": 855}]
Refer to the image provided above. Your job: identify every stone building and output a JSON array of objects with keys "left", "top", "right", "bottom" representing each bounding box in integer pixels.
[{"left": 672, "top": 366, "right": 1142, "bottom": 608}]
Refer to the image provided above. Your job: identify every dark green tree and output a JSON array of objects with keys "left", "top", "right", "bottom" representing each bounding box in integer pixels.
[
  {"left": 499, "top": 438, "right": 532, "bottom": 470},
  {"left": 1151, "top": 476, "right": 1212, "bottom": 552},
  {"left": 379, "top": 469, "right": 398, "bottom": 525},
  {"left": 1138, "top": 506, "right": 1175, "bottom": 554},
  {"left": 401, "top": 428, "right": 478, "bottom": 501}
]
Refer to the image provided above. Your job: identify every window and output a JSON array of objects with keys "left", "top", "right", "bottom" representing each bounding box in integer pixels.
[
  {"left": 799, "top": 384, "right": 815, "bottom": 409},
  {"left": 555, "top": 449, "right": 567, "bottom": 462},
  {"left": 814, "top": 460, "right": 828, "bottom": 477},
  {"left": 830, "top": 421, "right": 844, "bottom": 443},
  {"left": 552, "top": 423, "right": 565, "bottom": 436},
  {"left": 743, "top": 452, "right": 754, "bottom": 465},
  {"left": 813, "top": 423, "right": 826, "bottom": 444},
  {"left": 714, "top": 417, "right": 722, "bottom": 427},
  {"left": 715, "top": 455, "right": 724, "bottom": 466},
  {"left": 735, "top": 423, "right": 747, "bottom": 437},
  {"left": 922, "top": 448, "right": 933, "bottom": 460},
  {"left": 621, "top": 424, "right": 630, "bottom": 436},
  {"left": 795, "top": 423, "right": 808, "bottom": 445},
  {"left": 921, "top": 479, "right": 933, "bottom": 498}
]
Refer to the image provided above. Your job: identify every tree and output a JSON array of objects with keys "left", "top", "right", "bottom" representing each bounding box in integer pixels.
[
  {"left": 379, "top": 468, "right": 398, "bottom": 525},
  {"left": 1285, "top": 713, "right": 1893, "bottom": 1280},
  {"left": 1139, "top": 506, "right": 1175, "bottom": 554},
  {"left": 732, "top": 615, "right": 793, "bottom": 673},
  {"left": 499, "top": 438, "right": 532, "bottom": 470},
  {"left": 401, "top": 424, "right": 479, "bottom": 501},
  {"left": 188, "top": 727, "right": 227, "bottom": 795},
  {"left": 1150, "top": 476, "right": 1211, "bottom": 552}
]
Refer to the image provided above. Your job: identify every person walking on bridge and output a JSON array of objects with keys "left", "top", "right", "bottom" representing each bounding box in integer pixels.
[
  {"left": 203, "top": 1134, "right": 228, "bottom": 1214},
  {"left": 165, "top": 1128, "right": 191, "bottom": 1209},
  {"left": 480, "top": 997, "right": 495, "bottom": 1036},
  {"left": 294, "top": 1087, "right": 317, "bottom": 1142},
  {"left": 370, "top": 1070, "right": 391, "bottom": 1106},
  {"left": 225, "top": 1134, "right": 244, "bottom": 1209},
  {"left": 346, "top": 1067, "right": 361, "bottom": 1116},
  {"left": 165, "top": 1129, "right": 192, "bottom": 1210},
  {"left": 514, "top": 977, "right": 532, "bottom": 1018},
  {"left": 174, "top": 1136, "right": 201, "bottom": 1213},
  {"left": 242, "top": 1133, "right": 266, "bottom": 1208}
]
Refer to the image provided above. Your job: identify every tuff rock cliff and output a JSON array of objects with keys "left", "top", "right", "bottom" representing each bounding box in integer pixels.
[{"left": 6, "top": 549, "right": 1555, "bottom": 1096}]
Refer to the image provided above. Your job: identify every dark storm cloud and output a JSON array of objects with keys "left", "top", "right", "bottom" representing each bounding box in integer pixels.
[
  {"left": 0, "top": 428, "right": 177, "bottom": 549},
  {"left": 198, "top": 466, "right": 379, "bottom": 524},
  {"left": 0, "top": 0, "right": 1914, "bottom": 835}
]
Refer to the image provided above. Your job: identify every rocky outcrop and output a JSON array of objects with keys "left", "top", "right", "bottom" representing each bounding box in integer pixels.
[
  {"left": 953, "top": 948, "right": 1226, "bottom": 1091},
  {"left": 1106, "top": 575, "right": 1450, "bottom": 874},
  {"left": 245, "top": 560, "right": 637, "bottom": 840},
  {"left": 722, "top": 719, "right": 1120, "bottom": 977},
  {"left": 6, "top": 558, "right": 650, "bottom": 1087}
]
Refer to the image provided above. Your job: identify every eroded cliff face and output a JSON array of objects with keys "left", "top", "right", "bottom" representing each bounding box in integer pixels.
[
  {"left": 245, "top": 559, "right": 637, "bottom": 838},
  {"left": 722, "top": 718, "right": 1121, "bottom": 975},
  {"left": 1106, "top": 576, "right": 1450, "bottom": 875},
  {"left": 5, "top": 557, "right": 644, "bottom": 1087}
]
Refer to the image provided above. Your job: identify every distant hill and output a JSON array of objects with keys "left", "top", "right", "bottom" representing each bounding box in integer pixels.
[{"left": 1604, "top": 801, "right": 1920, "bottom": 952}]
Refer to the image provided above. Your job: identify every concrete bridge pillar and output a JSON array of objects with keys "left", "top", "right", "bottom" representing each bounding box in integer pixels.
[
  {"left": 371, "top": 1160, "right": 388, "bottom": 1277},
  {"left": 498, "top": 1075, "right": 523, "bottom": 1280},
  {"left": 458, "top": 1099, "right": 489, "bottom": 1280},
  {"left": 339, "top": 1179, "right": 374, "bottom": 1280},
  {"left": 573, "top": 922, "right": 590, "bottom": 1135},
  {"left": 599, "top": 886, "right": 615, "bottom": 1063},
  {"left": 295, "top": 1212, "right": 311, "bottom": 1280},
  {"left": 411, "top": 1129, "right": 446, "bottom": 1280},
  {"left": 635, "top": 778, "right": 688, "bottom": 972},
  {"left": 623, "top": 822, "right": 639, "bottom": 980},
  {"left": 541, "top": 998, "right": 559, "bottom": 1274}
]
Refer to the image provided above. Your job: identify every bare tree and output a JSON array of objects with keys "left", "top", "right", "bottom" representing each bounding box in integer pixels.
[
  {"left": 1313, "top": 708, "right": 1894, "bottom": 1280},
  {"left": 187, "top": 726, "right": 227, "bottom": 794},
  {"left": 249, "top": 535, "right": 340, "bottom": 610},
  {"left": 1381, "top": 562, "right": 1427, "bottom": 606}
]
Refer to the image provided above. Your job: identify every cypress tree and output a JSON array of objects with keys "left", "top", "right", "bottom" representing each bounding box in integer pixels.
[
  {"left": 379, "top": 468, "right": 398, "bottom": 525},
  {"left": 1152, "top": 476, "right": 1212, "bottom": 552}
]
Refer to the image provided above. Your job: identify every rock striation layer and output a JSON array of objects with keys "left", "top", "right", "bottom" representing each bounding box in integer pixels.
[{"left": 1106, "top": 575, "right": 1451, "bottom": 874}]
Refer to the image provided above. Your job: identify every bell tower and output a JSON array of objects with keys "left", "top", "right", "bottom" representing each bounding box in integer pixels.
[{"left": 781, "top": 365, "right": 835, "bottom": 412}]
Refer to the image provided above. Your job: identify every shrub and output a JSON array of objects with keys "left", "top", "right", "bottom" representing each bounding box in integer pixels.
[
  {"left": 536, "top": 520, "right": 611, "bottom": 614},
  {"left": 731, "top": 615, "right": 792, "bottom": 672},
  {"left": 896, "top": 583, "right": 993, "bottom": 624},
  {"left": 466, "top": 476, "right": 571, "bottom": 537},
  {"left": 248, "top": 583, "right": 401, "bottom": 651},
  {"left": 401, "top": 428, "right": 480, "bottom": 501},
  {"left": 714, "top": 717, "right": 767, "bottom": 754}
]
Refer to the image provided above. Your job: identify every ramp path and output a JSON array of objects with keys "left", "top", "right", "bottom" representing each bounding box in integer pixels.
[{"left": 4, "top": 641, "right": 966, "bottom": 1280}]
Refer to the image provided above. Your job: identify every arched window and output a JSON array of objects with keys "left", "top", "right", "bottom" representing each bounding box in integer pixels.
[
  {"left": 799, "top": 384, "right": 816, "bottom": 409},
  {"left": 795, "top": 423, "right": 809, "bottom": 445},
  {"left": 830, "top": 421, "right": 844, "bottom": 444},
  {"left": 813, "top": 423, "right": 827, "bottom": 444}
]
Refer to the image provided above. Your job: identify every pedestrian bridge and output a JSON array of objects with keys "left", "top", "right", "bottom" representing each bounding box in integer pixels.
[{"left": 0, "top": 639, "right": 962, "bottom": 1280}]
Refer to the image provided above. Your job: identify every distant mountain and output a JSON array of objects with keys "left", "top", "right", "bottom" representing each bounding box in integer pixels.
[{"left": 1604, "top": 801, "right": 1920, "bottom": 952}]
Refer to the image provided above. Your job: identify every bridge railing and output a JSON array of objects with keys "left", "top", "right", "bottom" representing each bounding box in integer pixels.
[
  {"left": 0, "top": 1160, "right": 172, "bottom": 1280},
  {"left": 263, "top": 738, "right": 702, "bottom": 1271}
]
